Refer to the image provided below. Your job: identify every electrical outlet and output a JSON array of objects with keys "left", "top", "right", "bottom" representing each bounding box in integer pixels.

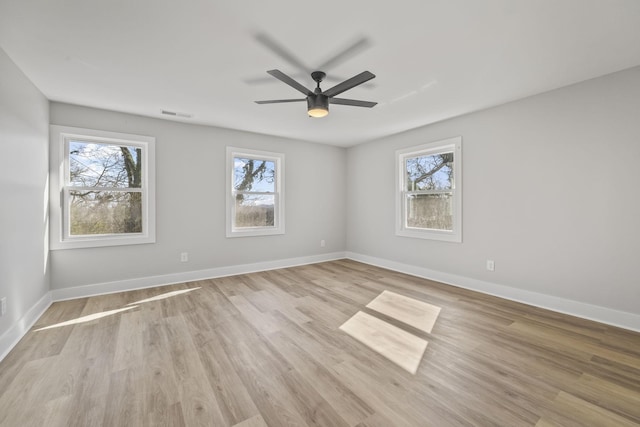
[
  {"left": 320, "top": 239, "right": 326, "bottom": 247},
  {"left": 180, "top": 252, "right": 189, "bottom": 262},
  {"left": 0, "top": 297, "right": 6, "bottom": 316},
  {"left": 486, "top": 260, "right": 495, "bottom": 271}
]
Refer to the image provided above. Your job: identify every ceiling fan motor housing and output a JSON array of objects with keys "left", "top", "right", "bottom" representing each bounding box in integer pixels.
[{"left": 307, "top": 93, "right": 329, "bottom": 113}]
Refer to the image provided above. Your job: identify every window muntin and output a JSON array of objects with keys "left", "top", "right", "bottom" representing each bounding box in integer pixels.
[
  {"left": 396, "top": 137, "right": 462, "bottom": 242},
  {"left": 50, "top": 126, "right": 155, "bottom": 249},
  {"left": 227, "top": 147, "right": 284, "bottom": 237}
]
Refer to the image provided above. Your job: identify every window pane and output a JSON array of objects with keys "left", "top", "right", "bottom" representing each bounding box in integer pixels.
[
  {"left": 405, "top": 152, "right": 453, "bottom": 191},
  {"left": 69, "top": 141, "right": 143, "bottom": 188},
  {"left": 406, "top": 193, "right": 453, "bottom": 230},
  {"left": 235, "top": 194, "right": 275, "bottom": 228},
  {"left": 233, "top": 157, "right": 275, "bottom": 192},
  {"left": 69, "top": 190, "right": 142, "bottom": 235}
]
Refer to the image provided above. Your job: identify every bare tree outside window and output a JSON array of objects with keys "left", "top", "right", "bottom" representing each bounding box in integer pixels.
[
  {"left": 233, "top": 157, "right": 276, "bottom": 227},
  {"left": 68, "top": 141, "right": 143, "bottom": 235},
  {"left": 405, "top": 152, "right": 454, "bottom": 230}
]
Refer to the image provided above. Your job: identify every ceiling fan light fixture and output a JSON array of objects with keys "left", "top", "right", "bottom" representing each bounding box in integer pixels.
[
  {"left": 256, "top": 69, "right": 376, "bottom": 117},
  {"left": 307, "top": 94, "right": 329, "bottom": 118}
]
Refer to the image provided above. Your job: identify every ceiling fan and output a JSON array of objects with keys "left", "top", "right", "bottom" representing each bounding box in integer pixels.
[{"left": 255, "top": 69, "right": 377, "bottom": 118}]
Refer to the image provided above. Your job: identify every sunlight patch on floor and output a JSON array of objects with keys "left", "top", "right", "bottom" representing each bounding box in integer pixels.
[
  {"left": 366, "top": 290, "right": 441, "bottom": 334},
  {"left": 340, "top": 290, "right": 441, "bottom": 374},
  {"left": 34, "top": 306, "right": 138, "bottom": 331},
  {"left": 35, "top": 287, "right": 201, "bottom": 331},
  {"left": 126, "top": 287, "right": 201, "bottom": 305},
  {"left": 340, "top": 311, "right": 428, "bottom": 374}
]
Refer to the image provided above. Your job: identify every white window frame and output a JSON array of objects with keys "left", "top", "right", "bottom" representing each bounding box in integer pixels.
[
  {"left": 50, "top": 125, "right": 156, "bottom": 250},
  {"left": 395, "top": 136, "right": 462, "bottom": 242},
  {"left": 226, "top": 146, "right": 285, "bottom": 238}
]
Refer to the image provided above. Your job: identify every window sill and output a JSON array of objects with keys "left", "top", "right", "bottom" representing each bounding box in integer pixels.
[
  {"left": 50, "top": 234, "right": 155, "bottom": 250},
  {"left": 396, "top": 228, "right": 461, "bottom": 243}
]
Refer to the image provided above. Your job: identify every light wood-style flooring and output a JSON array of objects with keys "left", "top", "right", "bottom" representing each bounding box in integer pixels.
[{"left": 0, "top": 260, "right": 639, "bottom": 426}]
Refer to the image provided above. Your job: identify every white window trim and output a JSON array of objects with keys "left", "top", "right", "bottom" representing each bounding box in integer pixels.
[
  {"left": 226, "top": 146, "right": 285, "bottom": 238},
  {"left": 50, "top": 125, "right": 156, "bottom": 250},
  {"left": 395, "top": 136, "right": 462, "bottom": 242}
]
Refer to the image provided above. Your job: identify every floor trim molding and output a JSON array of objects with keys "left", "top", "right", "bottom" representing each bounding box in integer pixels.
[
  {"left": 51, "top": 252, "right": 347, "bottom": 302},
  {"left": 345, "top": 252, "right": 640, "bottom": 333},
  {"left": 0, "top": 291, "right": 52, "bottom": 362}
]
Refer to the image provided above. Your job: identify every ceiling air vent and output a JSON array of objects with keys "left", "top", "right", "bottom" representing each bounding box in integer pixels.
[{"left": 161, "top": 110, "right": 193, "bottom": 118}]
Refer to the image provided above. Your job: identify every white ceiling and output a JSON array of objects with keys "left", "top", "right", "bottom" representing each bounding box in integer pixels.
[{"left": 1, "top": 0, "right": 640, "bottom": 147}]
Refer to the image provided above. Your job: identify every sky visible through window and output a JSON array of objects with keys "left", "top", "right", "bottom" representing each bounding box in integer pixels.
[
  {"left": 69, "top": 140, "right": 140, "bottom": 188},
  {"left": 233, "top": 157, "right": 275, "bottom": 193},
  {"left": 406, "top": 153, "right": 452, "bottom": 191}
]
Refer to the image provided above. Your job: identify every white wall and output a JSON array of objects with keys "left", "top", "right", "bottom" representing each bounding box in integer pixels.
[
  {"left": 0, "top": 48, "right": 50, "bottom": 345},
  {"left": 346, "top": 67, "right": 640, "bottom": 317},
  {"left": 49, "top": 103, "right": 347, "bottom": 290}
]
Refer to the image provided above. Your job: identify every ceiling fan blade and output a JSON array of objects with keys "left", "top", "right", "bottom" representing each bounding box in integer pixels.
[
  {"left": 329, "top": 98, "right": 377, "bottom": 108},
  {"left": 254, "top": 32, "right": 310, "bottom": 73},
  {"left": 267, "top": 70, "right": 314, "bottom": 96},
  {"left": 316, "top": 37, "right": 371, "bottom": 71},
  {"left": 255, "top": 99, "right": 306, "bottom": 104},
  {"left": 323, "top": 71, "right": 376, "bottom": 98}
]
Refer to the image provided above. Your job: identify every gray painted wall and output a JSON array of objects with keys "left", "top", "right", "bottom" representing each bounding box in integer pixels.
[
  {"left": 346, "top": 66, "right": 640, "bottom": 315},
  {"left": 0, "top": 48, "right": 50, "bottom": 337},
  {"left": 49, "top": 104, "right": 347, "bottom": 290}
]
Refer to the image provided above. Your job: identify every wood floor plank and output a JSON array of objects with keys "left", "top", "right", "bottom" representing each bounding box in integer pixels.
[
  {"left": 1, "top": 260, "right": 639, "bottom": 426},
  {"left": 102, "top": 368, "right": 144, "bottom": 427},
  {"left": 0, "top": 357, "right": 54, "bottom": 425},
  {"left": 112, "top": 309, "right": 144, "bottom": 372},
  {"left": 268, "top": 329, "right": 374, "bottom": 426},
  {"left": 220, "top": 339, "right": 311, "bottom": 427},
  {"left": 193, "top": 330, "right": 261, "bottom": 425},
  {"left": 227, "top": 294, "right": 282, "bottom": 335},
  {"left": 534, "top": 418, "right": 564, "bottom": 427},
  {"left": 549, "top": 391, "right": 639, "bottom": 427},
  {"left": 232, "top": 414, "right": 269, "bottom": 427},
  {"left": 244, "top": 289, "right": 312, "bottom": 325},
  {"left": 41, "top": 396, "right": 73, "bottom": 427},
  {"left": 355, "top": 412, "right": 408, "bottom": 427},
  {"left": 562, "top": 373, "right": 640, "bottom": 423},
  {"left": 273, "top": 314, "right": 350, "bottom": 367},
  {"left": 161, "top": 316, "right": 228, "bottom": 426},
  {"left": 295, "top": 294, "right": 353, "bottom": 328},
  {"left": 280, "top": 368, "right": 351, "bottom": 427},
  {"left": 141, "top": 319, "right": 182, "bottom": 426},
  {"left": 330, "top": 359, "right": 461, "bottom": 427}
]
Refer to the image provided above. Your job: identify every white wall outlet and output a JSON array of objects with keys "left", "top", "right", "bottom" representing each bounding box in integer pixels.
[
  {"left": 0, "top": 297, "right": 6, "bottom": 316},
  {"left": 180, "top": 252, "right": 189, "bottom": 262},
  {"left": 486, "top": 260, "right": 495, "bottom": 271},
  {"left": 320, "top": 239, "right": 326, "bottom": 247}
]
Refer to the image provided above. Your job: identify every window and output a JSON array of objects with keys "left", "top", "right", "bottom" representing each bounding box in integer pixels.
[
  {"left": 226, "top": 147, "right": 285, "bottom": 237},
  {"left": 396, "top": 136, "right": 462, "bottom": 242},
  {"left": 50, "top": 126, "right": 155, "bottom": 249}
]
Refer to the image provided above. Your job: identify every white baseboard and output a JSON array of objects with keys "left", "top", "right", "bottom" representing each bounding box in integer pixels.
[
  {"left": 51, "top": 252, "right": 347, "bottom": 301},
  {"left": 0, "top": 292, "right": 52, "bottom": 362},
  {"left": 345, "top": 252, "right": 640, "bottom": 333}
]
